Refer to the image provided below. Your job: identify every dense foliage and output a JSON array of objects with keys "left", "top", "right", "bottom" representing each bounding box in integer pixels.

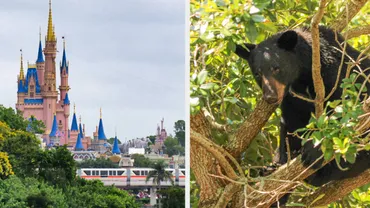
[
  {"left": 158, "top": 186, "right": 186, "bottom": 208},
  {"left": 164, "top": 136, "right": 185, "bottom": 156},
  {"left": 190, "top": 0, "right": 370, "bottom": 207},
  {"left": 0, "top": 107, "right": 140, "bottom": 207}
]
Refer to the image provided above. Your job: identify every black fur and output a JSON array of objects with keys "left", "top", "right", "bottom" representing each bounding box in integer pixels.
[{"left": 235, "top": 26, "right": 370, "bottom": 206}]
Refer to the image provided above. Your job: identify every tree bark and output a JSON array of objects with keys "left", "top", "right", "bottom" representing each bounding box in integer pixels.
[
  {"left": 190, "top": 112, "right": 224, "bottom": 207},
  {"left": 300, "top": 169, "right": 370, "bottom": 207},
  {"left": 330, "top": 0, "right": 369, "bottom": 32},
  {"left": 226, "top": 99, "right": 278, "bottom": 158}
]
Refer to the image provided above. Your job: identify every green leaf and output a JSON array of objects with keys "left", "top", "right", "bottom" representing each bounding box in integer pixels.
[
  {"left": 200, "top": 83, "right": 216, "bottom": 90},
  {"left": 324, "top": 149, "right": 333, "bottom": 161},
  {"left": 251, "top": 15, "right": 265, "bottom": 23},
  {"left": 197, "top": 70, "right": 208, "bottom": 85}
]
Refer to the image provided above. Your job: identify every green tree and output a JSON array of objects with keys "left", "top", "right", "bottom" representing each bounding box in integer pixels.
[
  {"left": 77, "top": 158, "right": 118, "bottom": 168},
  {"left": 131, "top": 154, "right": 154, "bottom": 167},
  {"left": 0, "top": 130, "right": 40, "bottom": 178},
  {"left": 146, "top": 160, "right": 174, "bottom": 208},
  {"left": 158, "top": 186, "right": 185, "bottom": 208},
  {"left": 190, "top": 0, "right": 370, "bottom": 207},
  {"left": 163, "top": 136, "right": 184, "bottom": 157},
  {"left": 27, "top": 115, "right": 46, "bottom": 134},
  {"left": 0, "top": 105, "right": 27, "bottom": 131},
  {"left": 0, "top": 176, "right": 67, "bottom": 208},
  {"left": 174, "top": 120, "right": 185, "bottom": 147},
  {"left": 37, "top": 146, "right": 76, "bottom": 187},
  {"left": 147, "top": 135, "right": 156, "bottom": 145},
  {"left": 65, "top": 178, "right": 139, "bottom": 208}
]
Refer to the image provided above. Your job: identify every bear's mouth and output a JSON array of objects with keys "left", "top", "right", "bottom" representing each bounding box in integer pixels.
[{"left": 262, "top": 76, "right": 286, "bottom": 105}]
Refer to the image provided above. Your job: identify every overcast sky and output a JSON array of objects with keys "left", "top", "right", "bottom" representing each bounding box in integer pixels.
[{"left": 0, "top": 0, "right": 185, "bottom": 142}]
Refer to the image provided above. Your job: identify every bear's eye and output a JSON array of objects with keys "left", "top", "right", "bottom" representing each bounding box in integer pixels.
[{"left": 271, "top": 67, "right": 280, "bottom": 74}]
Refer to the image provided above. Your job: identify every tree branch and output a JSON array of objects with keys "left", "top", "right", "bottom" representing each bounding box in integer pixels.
[
  {"left": 311, "top": 0, "right": 328, "bottom": 117},
  {"left": 300, "top": 169, "right": 370, "bottom": 207},
  {"left": 343, "top": 25, "right": 370, "bottom": 39},
  {"left": 191, "top": 130, "right": 239, "bottom": 180},
  {"left": 330, "top": 0, "right": 369, "bottom": 32},
  {"left": 226, "top": 99, "right": 278, "bottom": 158}
]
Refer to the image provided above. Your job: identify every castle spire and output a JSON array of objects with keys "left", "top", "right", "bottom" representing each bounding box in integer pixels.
[
  {"left": 46, "top": 0, "right": 56, "bottom": 42},
  {"left": 19, "top": 49, "right": 24, "bottom": 80},
  {"left": 79, "top": 115, "right": 83, "bottom": 139},
  {"left": 112, "top": 135, "right": 121, "bottom": 154},
  {"left": 74, "top": 132, "right": 84, "bottom": 151},
  {"left": 71, "top": 104, "right": 78, "bottom": 131},
  {"left": 49, "top": 113, "right": 58, "bottom": 137},
  {"left": 98, "top": 108, "right": 107, "bottom": 140},
  {"left": 36, "top": 28, "right": 44, "bottom": 63},
  {"left": 61, "top": 36, "right": 68, "bottom": 71}
]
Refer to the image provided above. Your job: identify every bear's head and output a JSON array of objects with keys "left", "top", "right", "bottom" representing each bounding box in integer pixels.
[{"left": 235, "top": 30, "right": 304, "bottom": 104}]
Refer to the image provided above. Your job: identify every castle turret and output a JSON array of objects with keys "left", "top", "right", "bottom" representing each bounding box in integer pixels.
[
  {"left": 112, "top": 135, "right": 121, "bottom": 154},
  {"left": 74, "top": 132, "right": 84, "bottom": 151},
  {"left": 17, "top": 50, "right": 26, "bottom": 105},
  {"left": 43, "top": 0, "right": 58, "bottom": 135},
  {"left": 49, "top": 114, "right": 60, "bottom": 145},
  {"left": 98, "top": 108, "right": 107, "bottom": 140},
  {"left": 97, "top": 108, "right": 107, "bottom": 152},
  {"left": 79, "top": 115, "right": 84, "bottom": 139},
  {"left": 71, "top": 104, "right": 78, "bottom": 131},
  {"left": 36, "top": 29, "right": 45, "bottom": 87},
  {"left": 59, "top": 37, "right": 69, "bottom": 102}
]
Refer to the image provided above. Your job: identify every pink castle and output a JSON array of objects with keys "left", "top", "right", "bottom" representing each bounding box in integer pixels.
[{"left": 15, "top": 1, "right": 101, "bottom": 149}]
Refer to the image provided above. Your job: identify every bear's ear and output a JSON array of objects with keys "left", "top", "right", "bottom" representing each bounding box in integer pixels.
[
  {"left": 277, "top": 30, "right": 298, "bottom": 50},
  {"left": 235, "top": 43, "right": 256, "bottom": 60}
]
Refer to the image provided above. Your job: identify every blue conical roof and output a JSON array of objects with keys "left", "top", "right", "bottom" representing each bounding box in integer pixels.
[
  {"left": 74, "top": 133, "right": 84, "bottom": 150},
  {"left": 63, "top": 93, "right": 70, "bottom": 105},
  {"left": 79, "top": 123, "right": 83, "bottom": 139},
  {"left": 71, "top": 113, "right": 78, "bottom": 131},
  {"left": 112, "top": 136, "right": 121, "bottom": 154},
  {"left": 61, "top": 44, "right": 68, "bottom": 74},
  {"left": 49, "top": 114, "right": 58, "bottom": 137},
  {"left": 98, "top": 118, "right": 107, "bottom": 140},
  {"left": 36, "top": 40, "right": 44, "bottom": 63}
]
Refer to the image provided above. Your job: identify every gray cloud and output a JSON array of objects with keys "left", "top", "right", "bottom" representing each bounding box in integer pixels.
[{"left": 0, "top": 0, "right": 185, "bottom": 140}]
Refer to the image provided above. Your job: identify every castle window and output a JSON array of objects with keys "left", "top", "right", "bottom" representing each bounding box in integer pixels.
[
  {"left": 48, "top": 87, "right": 51, "bottom": 91},
  {"left": 59, "top": 120, "right": 62, "bottom": 124},
  {"left": 30, "top": 92, "right": 34, "bottom": 97}
]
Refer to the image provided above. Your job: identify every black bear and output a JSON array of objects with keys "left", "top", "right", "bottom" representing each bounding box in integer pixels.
[{"left": 234, "top": 26, "right": 370, "bottom": 205}]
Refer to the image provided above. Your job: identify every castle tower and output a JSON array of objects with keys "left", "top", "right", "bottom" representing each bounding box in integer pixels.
[
  {"left": 112, "top": 135, "right": 121, "bottom": 154},
  {"left": 59, "top": 37, "right": 71, "bottom": 142},
  {"left": 42, "top": 0, "right": 58, "bottom": 134},
  {"left": 74, "top": 132, "right": 84, "bottom": 151},
  {"left": 49, "top": 114, "right": 60, "bottom": 146},
  {"left": 69, "top": 104, "right": 79, "bottom": 146},
  {"left": 59, "top": 37, "right": 70, "bottom": 102},
  {"left": 97, "top": 108, "right": 107, "bottom": 152},
  {"left": 17, "top": 50, "right": 26, "bottom": 106},
  {"left": 36, "top": 29, "right": 45, "bottom": 87},
  {"left": 79, "top": 115, "right": 84, "bottom": 139}
]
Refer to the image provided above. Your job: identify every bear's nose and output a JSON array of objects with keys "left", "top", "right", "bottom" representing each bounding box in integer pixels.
[{"left": 263, "top": 94, "right": 278, "bottom": 104}]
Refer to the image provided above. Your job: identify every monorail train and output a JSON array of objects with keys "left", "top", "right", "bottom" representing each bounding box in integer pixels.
[{"left": 77, "top": 168, "right": 186, "bottom": 186}]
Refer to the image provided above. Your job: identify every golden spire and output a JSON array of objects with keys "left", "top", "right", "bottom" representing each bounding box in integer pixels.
[
  {"left": 39, "top": 27, "right": 41, "bottom": 41},
  {"left": 100, "top": 108, "right": 102, "bottom": 119},
  {"left": 73, "top": 103, "right": 76, "bottom": 113},
  {"left": 46, "top": 0, "right": 56, "bottom": 41},
  {"left": 79, "top": 115, "right": 81, "bottom": 123},
  {"left": 19, "top": 49, "right": 24, "bottom": 80}
]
